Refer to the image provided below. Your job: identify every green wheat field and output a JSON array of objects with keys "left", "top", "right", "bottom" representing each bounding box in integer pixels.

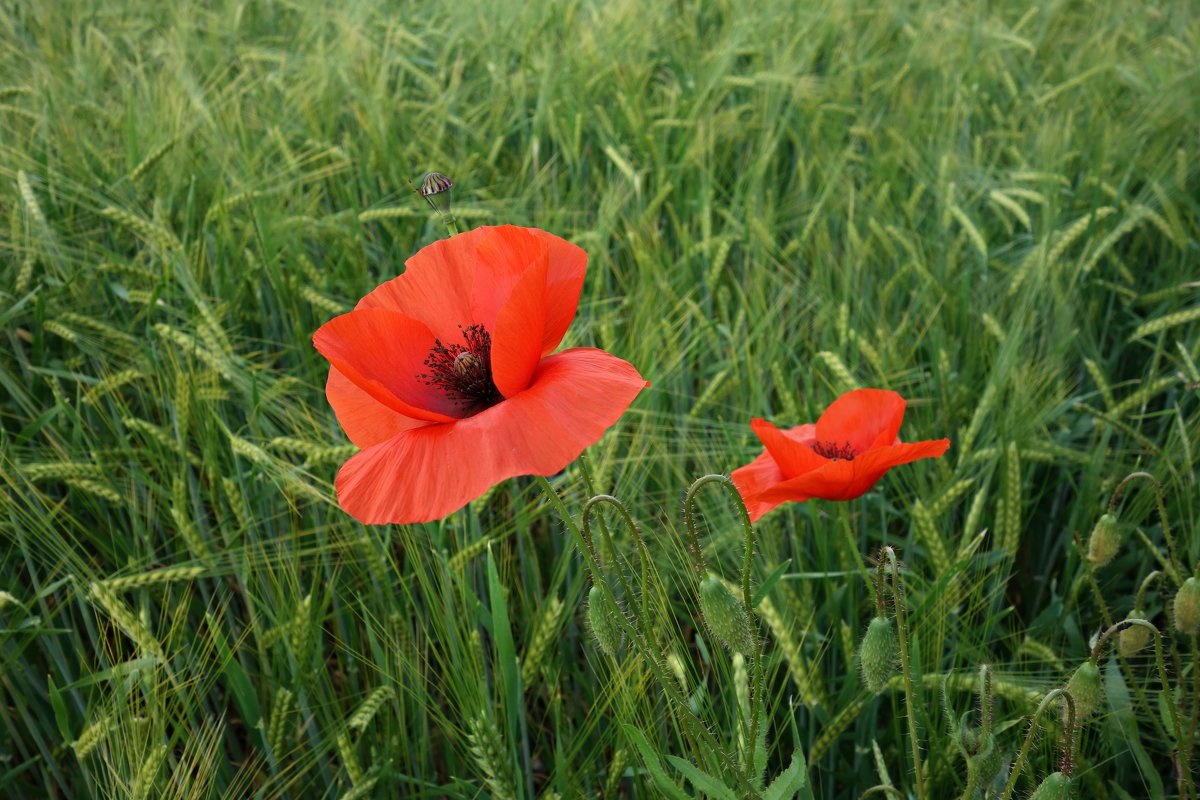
[{"left": 2, "top": 0, "right": 1199, "bottom": 797}]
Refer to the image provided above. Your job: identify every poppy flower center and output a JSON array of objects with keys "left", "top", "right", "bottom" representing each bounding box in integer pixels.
[
  {"left": 811, "top": 440, "right": 858, "bottom": 461},
  {"left": 418, "top": 324, "right": 502, "bottom": 411}
]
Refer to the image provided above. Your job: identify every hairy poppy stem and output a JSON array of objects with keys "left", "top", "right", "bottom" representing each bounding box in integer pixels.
[
  {"left": 999, "top": 689, "right": 1076, "bottom": 800},
  {"left": 883, "top": 546, "right": 926, "bottom": 800},
  {"left": 1108, "top": 471, "right": 1181, "bottom": 585}
]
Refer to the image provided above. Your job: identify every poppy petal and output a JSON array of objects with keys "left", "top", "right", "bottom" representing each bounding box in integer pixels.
[
  {"left": 335, "top": 347, "right": 647, "bottom": 524},
  {"left": 731, "top": 448, "right": 789, "bottom": 523},
  {"left": 490, "top": 254, "right": 549, "bottom": 398},
  {"left": 312, "top": 308, "right": 462, "bottom": 423},
  {"left": 356, "top": 228, "right": 480, "bottom": 343},
  {"left": 530, "top": 229, "right": 587, "bottom": 354},
  {"left": 470, "top": 226, "right": 550, "bottom": 327},
  {"left": 749, "top": 419, "right": 826, "bottom": 478},
  {"left": 326, "top": 367, "right": 431, "bottom": 449},
  {"left": 815, "top": 389, "right": 906, "bottom": 456},
  {"left": 757, "top": 438, "right": 952, "bottom": 506}
]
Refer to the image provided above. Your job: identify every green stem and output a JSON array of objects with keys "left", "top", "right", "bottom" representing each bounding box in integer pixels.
[
  {"left": 999, "top": 689, "right": 1075, "bottom": 800},
  {"left": 1108, "top": 471, "right": 1181, "bottom": 585},
  {"left": 884, "top": 546, "right": 925, "bottom": 800},
  {"left": 860, "top": 787, "right": 906, "bottom": 799},
  {"left": 955, "top": 768, "right": 979, "bottom": 800}
]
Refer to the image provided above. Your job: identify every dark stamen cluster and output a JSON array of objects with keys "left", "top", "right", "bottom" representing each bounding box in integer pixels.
[
  {"left": 812, "top": 440, "right": 858, "bottom": 461},
  {"left": 418, "top": 324, "right": 501, "bottom": 410}
]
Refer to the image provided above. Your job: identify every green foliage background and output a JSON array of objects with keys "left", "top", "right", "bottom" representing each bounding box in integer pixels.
[{"left": 1, "top": 0, "right": 1197, "bottom": 797}]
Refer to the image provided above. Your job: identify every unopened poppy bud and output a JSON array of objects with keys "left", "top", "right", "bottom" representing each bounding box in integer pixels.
[
  {"left": 587, "top": 586, "right": 623, "bottom": 657},
  {"left": 1065, "top": 662, "right": 1103, "bottom": 719},
  {"left": 1174, "top": 577, "right": 1200, "bottom": 636},
  {"left": 1028, "top": 771, "right": 1071, "bottom": 800},
  {"left": 698, "top": 575, "right": 756, "bottom": 655},
  {"left": 859, "top": 616, "right": 897, "bottom": 694},
  {"left": 965, "top": 732, "right": 1002, "bottom": 790},
  {"left": 418, "top": 171, "right": 454, "bottom": 218},
  {"left": 1118, "top": 611, "right": 1152, "bottom": 657},
  {"left": 1086, "top": 513, "right": 1121, "bottom": 567}
]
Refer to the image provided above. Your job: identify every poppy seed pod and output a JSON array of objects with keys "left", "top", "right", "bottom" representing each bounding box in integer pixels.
[
  {"left": 1028, "top": 771, "right": 1072, "bottom": 800},
  {"left": 1065, "top": 662, "right": 1103, "bottom": 719},
  {"left": 1085, "top": 513, "right": 1121, "bottom": 567},
  {"left": 417, "top": 171, "right": 454, "bottom": 218},
  {"left": 587, "top": 586, "right": 623, "bottom": 657},
  {"left": 1118, "top": 611, "right": 1152, "bottom": 657},
  {"left": 1174, "top": 577, "right": 1200, "bottom": 636},
  {"left": 699, "top": 575, "right": 756, "bottom": 655},
  {"left": 859, "top": 615, "right": 898, "bottom": 694}
]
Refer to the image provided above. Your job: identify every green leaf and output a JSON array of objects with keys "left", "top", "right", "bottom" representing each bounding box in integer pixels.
[
  {"left": 47, "top": 674, "right": 70, "bottom": 743},
  {"left": 764, "top": 748, "right": 811, "bottom": 800},
  {"left": 753, "top": 559, "right": 792, "bottom": 607},
  {"left": 665, "top": 755, "right": 740, "bottom": 800},
  {"left": 621, "top": 725, "right": 691, "bottom": 800}
]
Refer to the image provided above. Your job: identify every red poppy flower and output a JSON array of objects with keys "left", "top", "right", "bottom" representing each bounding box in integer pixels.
[
  {"left": 313, "top": 225, "right": 647, "bottom": 524},
  {"left": 731, "top": 388, "right": 950, "bottom": 523}
]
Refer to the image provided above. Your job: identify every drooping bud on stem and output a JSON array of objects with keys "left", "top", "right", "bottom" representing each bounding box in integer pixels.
[
  {"left": 1085, "top": 513, "right": 1121, "bottom": 567},
  {"left": 698, "top": 574, "right": 756, "bottom": 655},
  {"left": 1174, "top": 576, "right": 1200, "bottom": 636},
  {"left": 1065, "top": 661, "right": 1103, "bottom": 720},
  {"left": 1118, "top": 609, "right": 1152, "bottom": 656},
  {"left": 859, "top": 616, "right": 897, "bottom": 694},
  {"left": 587, "top": 585, "right": 623, "bottom": 657}
]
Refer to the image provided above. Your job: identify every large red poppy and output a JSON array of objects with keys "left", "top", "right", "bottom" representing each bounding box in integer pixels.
[
  {"left": 732, "top": 389, "right": 950, "bottom": 523},
  {"left": 313, "top": 225, "right": 647, "bottom": 524}
]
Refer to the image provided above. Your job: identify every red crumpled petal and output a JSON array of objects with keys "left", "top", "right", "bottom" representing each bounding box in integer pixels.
[{"left": 335, "top": 348, "right": 646, "bottom": 524}]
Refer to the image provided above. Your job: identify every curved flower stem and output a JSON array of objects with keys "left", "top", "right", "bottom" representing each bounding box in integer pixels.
[
  {"left": 838, "top": 502, "right": 873, "bottom": 589},
  {"left": 681, "top": 476, "right": 714, "bottom": 578},
  {"left": 581, "top": 495, "right": 653, "bottom": 627},
  {"left": 883, "top": 546, "right": 925, "bottom": 800},
  {"left": 684, "top": 474, "right": 766, "bottom": 784},
  {"left": 999, "top": 689, "right": 1076, "bottom": 800},
  {"left": 1108, "top": 471, "right": 1181, "bottom": 585},
  {"left": 1134, "top": 570, "right": 1162, "bottom": 610},
  {"left": 859, "top": 787, "right": 906, "bottom": 799},
  {"left": 535, "top": 474, "right": 760, "bottom": 796}
]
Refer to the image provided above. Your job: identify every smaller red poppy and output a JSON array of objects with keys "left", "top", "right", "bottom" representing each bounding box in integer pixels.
[{"left": 732, "top": 388, "right": 950, "bottom": 523}]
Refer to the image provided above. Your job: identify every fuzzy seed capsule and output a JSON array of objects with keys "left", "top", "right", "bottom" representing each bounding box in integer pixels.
[
  {"left": 698, "top": 575, "right": 756, "bottom": 655},
  {"left": 1028, "top": 771, "right": 1071, "bottom": 800},
  {"left": 1174, "top": 577, "right": 1200, "bottom": 636},
  {"left": 1086, "top": 513, "right": 1121, "bottom": 567},
  {"left": 587, "top": 586, "right": 624, "bottom": 657},
  {"left": 858, "top": 616, "right": 897, "bottom": 694},
  {"left": 1065, "top": 661, "right": 1103, "bottom": 719},
  {"left": 1118, "top": 610, "right": 1152, "bottom": 657}
]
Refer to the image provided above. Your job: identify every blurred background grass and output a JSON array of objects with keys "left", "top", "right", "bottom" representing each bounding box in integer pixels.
[{"left": 0, "top": 0, "right": 1197, "bottom": 797}]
